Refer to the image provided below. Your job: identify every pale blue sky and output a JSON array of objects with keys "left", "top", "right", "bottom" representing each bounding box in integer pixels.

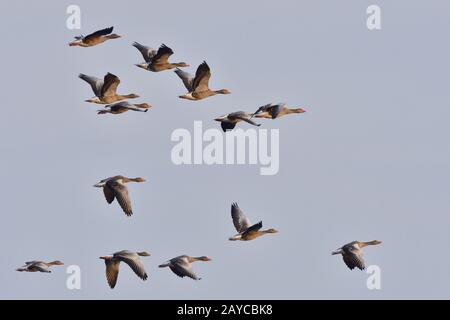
[{"left": 1, "top": 0, "right": 450, "bottom": 299}]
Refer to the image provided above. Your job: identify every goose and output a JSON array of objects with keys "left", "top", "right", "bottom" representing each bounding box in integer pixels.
[
  {"left": 214, "top": 111, "right": 261, "bottom": 132},
  {"left": 79, "top": 72, "right": 140, "bottom": 104},
  {"left": 252, "top": 103, "right": 306, "bottom": 119},
  {"left": 332, "top": 240, "right": 382, "bottom": 270},
  {"left": 133, "top": 43, "right": 189, "bottom": 72},
  {"left": 229, "top": 202, "right": 278, "bottom": 241},
  {"left": 69, "top": 26, "right": 121, "bottom": 47},
  {"left": 159, "top": 255, "right": 211, "bottom": 280},
  {"left": 100, "top": 250, "right": 150, "bottom": 289},
  {"left": 97, "top": 101, "right": 151, "bottom": 115},
  {"left": 93, "top": 175, "right": 145, "bottom": 216},
  {"left": 175, "top": 61, "right": 230, "bottom": 100},
  {"left": 16, "top": 260, "right": 64, "bottom": 273}
]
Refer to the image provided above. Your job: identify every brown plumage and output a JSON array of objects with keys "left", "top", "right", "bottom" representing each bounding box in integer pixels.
[
  {"left": 79, "top": 73, "right": 140, "bottom": 104},
  {"left": 94, "top": 175, "right": 145, "bottom": 216},
  {"left": 175, "top": 61, "right": 231, "bottom": 100},
  {"left": 228, "top": 203, "right": 278, "bottom": 241},
  {"left": 133, "top": 43, "right": 189, "bottom": 72},
  {"left": 159, "top": 255, "right": 211, "bottom": 280},
  {"left": 332, "top": 240, "right": 382, "bottom": 270},
  {"left": 214, "top": 111, "right": 261, "bottom": 132},
  {"left": 100, "top": 250, "right": 150, "bottom": 289},
  {"left": 252, "top": 103, "right": 306, "bottom": 119},
  {"left": 16, "top": 260, "right": 64, "bottom": 273},
  {"left": 97, "top": 101, "right": 151, "bottom": 115},
  {"left": 69, "top": 27, "right": 121, "bottom": 47}
]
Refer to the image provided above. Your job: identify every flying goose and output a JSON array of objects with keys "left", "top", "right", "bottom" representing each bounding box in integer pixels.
[
  {"left": 229, "top": 203, "right": 278, "bottom": 241},
  {"left": 175, "top": 61, "right": 230, "bottom": 100},
  {"left": 69, "top": 27, "right": 121, "bottom": 47},
  {"left": 159, "top": 255, "right": 211, "bottom": 280},
  {"left": 16, "top": 260, "right": 64, "bottom": 273},
  {"left": 332, "top": 240, "right": 382, "bottom": 270},
  {"left": 100, "top": 250, "right": 150, "bottom": 289},
  {"left": 215, "top": 111, "right": 261, "bottom": 132},
  {"left": 94, "top": 175, "right": 145, "bottom": 216},
  {"left": 79, "top": 73, "right": 140, "bottom": 104},
  {"left": 97, "top": 101, "right": 151, "bottom": 115},
  {"left": 252, "top": 103, "right": 306, "bottom": 119},
  {"left": 133, "top": 43, "right": 189, "bottom": 72}
]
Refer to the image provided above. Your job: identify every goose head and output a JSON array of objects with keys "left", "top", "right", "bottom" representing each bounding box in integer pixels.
[
  {"left": 135, "top": 103, "right": 151, "bottom": 109},
  {"left": 196, "top": 256, "right": 212, "bottom": 262},
  {"left": 107, "top": 34, "right": 121, "bottom": 39},
  {"left": 174, "top": 62, "right": 190, "bottom": 68},
  {"left": 293, "top": 108, "right": 306, "bottom": 113},
  {"left": 215, "top": 89, "right": 231, "bottom": 95},
  {"left": 264, "top": 228, "right": 278, "bottom": 234}
]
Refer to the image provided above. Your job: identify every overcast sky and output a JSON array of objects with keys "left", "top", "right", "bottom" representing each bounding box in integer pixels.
[{"left": 1, "top": 0, "right": 450, "bottom": 299}]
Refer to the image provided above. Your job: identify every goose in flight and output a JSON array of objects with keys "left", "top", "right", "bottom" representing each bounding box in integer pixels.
[
  {"left": 215, "top": 111, "right": 261, "bottom": 132},
  {"left": 69, "top": 26, "right": 121, "bottom": 47},
  {"left": 97, "top": 101, "right": 151, "bottom": 115},
  {"left": 100, "top": 250, "right": 150, "bottom": 289},
  {"left": 175, "top": 61, "right": 230, "bottom": 100},
  {"left": 94, "top": 175, "right": 145, "bottom": 216},
  {"left": 332, "top": 240, "right": 382, "bottom": 270},
  {"left": 159, "top": 255, "right": 211, "bottom": 280},
  {"left": 16, "top": 260, "right": 64, "bottom": 273},
  {"left": 229, "top": 202, "right": 278, "bottom": 241},
  {"left": 252, "top": 103, "right": 306, "bottom": 119},
  {"left": 79, "top": 73, "right": 140, "bottom": 104},
  {"left": 133, "top": 42, "right": 189, "bottom": 72}
]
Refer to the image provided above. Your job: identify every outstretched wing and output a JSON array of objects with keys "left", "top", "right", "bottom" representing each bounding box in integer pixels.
[
  {"left": 268, "top": 103, "right": 285, "bottom": 119},
  {"left": 84, "top": 27, "right": 113, "bottom": 42},
  {"left": 151, "top": 44, "right": 174, "bottom": 64},
  {"left": 107, "top": 181, "right": 133, "bottom": 216},
  {"left": 343, "top": 248, "right": 365, "bottom": 270},
  {"left": 192, "top": 61, "right": 211, "bottom": 93},
  {"left": 132, "top": 42, "right": 157, "bottom": 62},
  {"left": 221, "top": 121, "right": 236, "bottom": 132},
  {"left": 170, "top": 262, "right": 199, "bottom": 280},
  {"left": 243, "top": 221, "right": 263, "bottom": 236},
  {"left": 103, "top": 185, "right": 115, "bottom": 204},
  {"left": 104, "top": 259, "right": 120, "bottom": 289},
  {"left": 79, "top": 74, "right": 103, "bottom": 97},
  {"left": 101, "top": 73, "right": 120, "bottom": 97},
  {"left": 118, "top": 254, "right": 148, "bottom": 281},
  {"left": 175, "top": 68, "right": 194, "bottom": 92},
  {"left": 231, "top": 202, "right": 252, "bottom": 233},
  {"left": 232, "top": 112, "right": 261, "bottom": 127}
]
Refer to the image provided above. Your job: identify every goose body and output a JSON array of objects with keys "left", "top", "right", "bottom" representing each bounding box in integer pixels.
[
  {"left": 133, "top": 43, "right": 189, "bottom": 72},
  {"left": 100, "top": 250, "right": 150, "bottom": 288},
  {"left": 94, "top": 175, "right": 145, "bottom": 216},
  {"left": 228, "top": 203, "right": 278, "bottom": 241},
  {"left": 159, "top": 255, "right": 211, "bottom": 280},
  {"left": 16, "top": 260, "right": 64, "bottom": 273},
  {"left": 175, "top": 61, "right": 230, "bottom": 100},
  {"left": 69, "top": 27, "right": 121, "bottom": 47},
  {"left": 98, "top": 101, "right": 151, "bottom": 115},
  {"left": 215, "top": 111, "right": 261, "bottom": 132},
  {"left": 79, "top": 73, "right": 139, "bottom": 104},
  {"left": 332, "top": 240, "right": 382, "bottom": 270},
  {"left": 252, "top": 103, "right": 306, "bottom": 119}
]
